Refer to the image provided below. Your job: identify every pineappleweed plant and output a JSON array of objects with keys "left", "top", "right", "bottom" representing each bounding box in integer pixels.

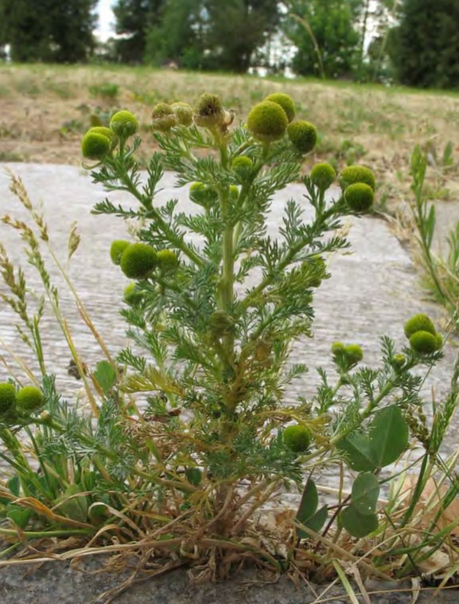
[{"left": 0, "top": 91, "right": 456, "bottom": 588}]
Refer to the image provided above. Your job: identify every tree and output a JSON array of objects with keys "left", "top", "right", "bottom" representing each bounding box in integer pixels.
[
  {"left": 391, "top": 0, "right": 459, "bottom": 89},
  {"left": 146, "top": 0, "right": 279, "bottom": 72},
  {"left": 113, "top": 0, "right": 165, "bottom": 63},
  {"left": 0, "top": 0, "right": 97, "bottom": 62},
  {"left": 284, "top": 0, "right": 363, "bottom": 79}
]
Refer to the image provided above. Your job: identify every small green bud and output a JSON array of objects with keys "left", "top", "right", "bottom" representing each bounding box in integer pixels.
[
  {"left": 392, "top": 354, "right": 406, "bottom": 370},
  {"left": 264, "top": 93, "right": 296, "bottom": 123},
  {"left": 109, "top": 110, "right": 138, "bottom": 138},
  {"left": 404, "top": 313, "right": 436, "bottom": 339},
  {"left": 193, "top": 93, "right": 225, "bottom": 129},
  {"left": 345, "top": 344, "right": 363, "bottom": 365},
  {"left": 247, "top": 100, "right": 288, "bottom": 143},
  {"left": 340, "top": 165, "right": 376, "bottom": 191},
  {"left": 81, "top": 132, "right": 110, "bottom": 161},
  {"left": 171, "top": 102, "right": 193, "bottom": 127},
  {"left": 189, "top": 182, "right": 219, "bottom": 206},
  {"left": 124, "top": 283, "right": 143, "bottom": 305},
  {"left": 345, "top": 183, "right": 374, "bottom": 213},
  {"left": 229, "top": 185, "right": 239, "bottom": 200},
  {"left": 283, "top": 424, "right": 311, "bottom": 453},
  {"left": 409, "top": 331, "right": 439, "bottom": 354},
  {"left": 306, "top": 255, "right": 326, "bottom": 287},
  {"left": 120, "top": 243, "right": 158, "bottom": 279},
  {"left": 151, "top": 102, "right": 177, "bottom": 132},
  {"left": 16, "top": 386, "right": 44, "bottom": 415},
  {"left": 87, "top": 126, "right": 118, "bottom": 150},
  {"left": 110, "top": 240, "right": 130, "bottom": 265},
  {"left": 331, "top": 342, "right": 345, "bottom": 355},
  {"left": 157, "top": 249, "right": 179, "bottom": 272},
  {"left": 209, "top": 310, "right": 235, "bottom": 337},
  {"left": 311, "top": 163, "right": 336, "bottom": 191},
  {"left": 0, "top": 383, "right": 16, "bottom": 416},
  {"left": 231, "top": 156, "right": 253, "bottom": 181},
  {"left": 287, "top": 120, "right": 318, "bottom": 154}
]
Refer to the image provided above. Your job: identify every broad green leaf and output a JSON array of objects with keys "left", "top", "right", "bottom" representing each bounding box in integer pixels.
[
  {"left": 8, "top": 476, "right": 20, "bottom": 497},
  {"left": 336, "top": 431, "right": 376, "bottom": 472},
  {"left": 93, "top": 360, "right": 117, "bottom": 393},
  {"left": 369, "top": 406, "right": 409, "bottom": 468},
  {"left": 351, "top": 473, "right": 380, "bottom": 516},
  {"left": 340, "top": 504, "right": 378, "bottom": 538},
  {"left": 7, "top": 504, "right": 32, "bottom": 529},
  {"left": 298, "top": 505, "right": 328, "bottom": 538},
  {"left": 296, "top": 478, "right": 318, "bottom": 526}
]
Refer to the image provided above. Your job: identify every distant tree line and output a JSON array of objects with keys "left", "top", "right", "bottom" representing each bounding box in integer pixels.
[{"left": 0, "top": 0, "right": 458, "bottom": 89}]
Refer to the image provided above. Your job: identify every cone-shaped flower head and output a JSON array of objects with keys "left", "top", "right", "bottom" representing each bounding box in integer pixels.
[
  {"left": 171, "top": 102, "right": 193, "bottom": 126},
  {"left": 189, "top": 182, "right": 219, "bottom": 206},
  {"left": 124, "top": 283, "right": 143, "bottom": 305},
  {"left": 151, "top": 102, "right": 177, "bottom": 132},
  {"left": 345, "top": 183, "right": 374, "bottom": 213},
  {"left": 283, "top": 424, "right": 311, "bottom": 453},
  {"left": 311, "top": 162, "right": 336, "bottom": 191},
  {"left": 120, "top": 243, "right": 158, "bottom": 279},
  {"left": 340, "top": 165, "right": 376, "bottom": 191},
  {"left": 287, "top": 120, "right": 318, "bottom": 154},
  {"left": 409, "top": 331, "right": 440, "bottom": 354},
  {"left": 0, "top": 383, "right": 16, "bottom": 416},
  {"left": 331, "top": 342, "right": 345, "bottom": 355},
  {"left": 157, "top": 249, "right": 179, "bottom": 272},
  {"left": 16, "top": 386, "right": 44, "bottom": 415},
  {"left": 404, "top": 313, "right": 436, "bottom": 339},
  {"left": 109, "top": 110, "right": 138, "bottom": 138},
  {"left": 264, "top": 93, "right": 296, "bottom": 123},
  {"left": 232, "top": 156, "right": 253, "bottom": 181},
  {"left": 345, "top": 344, "right": 363, "bottom": 365},
  {"left": 392, "top": 354, "right": 406, "bottom": 369},
  {"left": 247, "top": 100, "right": 288, "bottom": 143},
  {"left": 87, "top": 126, "right": 118, "bottom": 150},
  {"left": 110, "top": 240, "right": 130, "bottom": 265},
  {"left": 81, "top": 132, "right": 110, "bottom": 160},
  {"left": 194, "top": 93, "right": 225, "bottom": 129}
]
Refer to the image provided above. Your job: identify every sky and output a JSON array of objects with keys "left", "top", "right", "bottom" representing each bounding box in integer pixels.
[{"left": 96, "top": 0, "right": 116, "bottom": 41}]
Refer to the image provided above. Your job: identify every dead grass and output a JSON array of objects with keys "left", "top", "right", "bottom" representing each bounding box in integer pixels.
[{"left": 0, "top": 63, "right": 459, "bottom": 207}]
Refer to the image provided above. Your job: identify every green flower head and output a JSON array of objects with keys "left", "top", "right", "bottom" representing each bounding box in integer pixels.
[
  {"left": 81, "top": 132, "right": 110, "bottom": 161},
  {"left": 283, "top": 424, "right": 311, "bottom": 453},
  {"left": 109, "top": 110, "right": 139, "bottom": 138},
  {"left": 229, "top": 185, "right": 239, "bottom": 200},
  {"left": 120, "top": 243, "right": 158, "bottom": 279},
  {"left": 16, "top": 386, "right": 44, "bottom": 415},
  {"left": 311, "top": 162, "right": 336, "bottom": 192},
  {"left": 247, "top": 100, "right": 288, "bottom": 143},
  {"left": 345, "top": 344, "right": 363, "bottom": 365},
  {"left": 110, "top": 240, "right": 130, "bottom": 266},
  {"left": 231, "top": 156, "right": 253, "bottom": 181},
  {"left": 287, "top": 120, "right": 318, "bottom": 154},
  {"left": 331, "top": 342, "right": 345, "bottom": 355},
  {"left": 340, "top": 165, "right": 376, "bottom": 191},
  {"left": 392, "top": 353, "right": 406, "bottom": 370},
  {"left": 345, "top": 183, "right": 374, "bottom": 213},
  {"left": 264, "top": 93, "right": 296, "bottom": 123},
  {"left": 151, "top": 102, "right": 177, "bottom": 132},
  {"left": 409, "top": 331, "right": 440, "bottom": 355},
  {"left": 87, "top": 126, "right": 118, "bottom": 150},
  {"left": 189, "top": 182, "right": 219, "bottom": 206},
  {"left": 193, "top": 93, "right": 225, "bottom": 129},
  {"left": 171, "top": 102, "right": 193, "bottom": 127},
  {"left": 435, "top": 332, "right": 443, "bottom": 349},
  {"left": 404, "top": 313, "right": 436, "bottom": 339},
  {"left": 0, "top": 383, "right": 16, "bottom": 416},
  {"left": 124, "top": 283, "right": 143, "bottom": 305},
  {"left": 157, "top": 249, "right": 179, "bottom": 272}
]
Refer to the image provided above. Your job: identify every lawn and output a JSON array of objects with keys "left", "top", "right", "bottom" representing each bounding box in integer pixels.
[{"left": 1, "top": 63, "right": 458, "bottom": 209}]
